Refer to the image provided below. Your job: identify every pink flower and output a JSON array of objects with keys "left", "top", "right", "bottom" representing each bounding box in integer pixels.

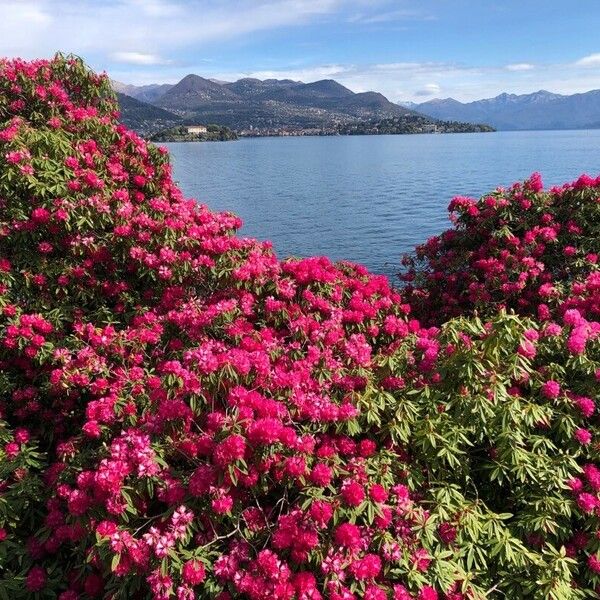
[
  {"left": 411, "top": 548, "right": 431, "bottom": 572},
  {"left": 350, "top": 554, "right": 382, "bottom": 580},
  {"left": 189, "top": 465, "right": 216, "bottom": 496},
  {"left": 564, "top": 309, "right": 584, "bottom": 326},
  {"left": 574, "top": 428, "right": 592, "bottom": 445},
  {"left": 583, "top": 464, "right": 600, "bottom": 491},
  {"left": 574, "top": 396, "right": 595, "bottom": 418},
  {"left": 26, "top": 566, "right": 47, "bottom": 592},
  {"left": 438, "top": 522, "right": 457, "bottom": 544},
  {"left": 369, "top": 484, "right": 388, "bottom": 503},
  {"left": 358, "top": 439, "right": 377, "bottom": 457},
  {"left": 588, "top": 554, "right": 600, "bottom": 574},
  {"left": 334, "top": 523, "right": 361, "bottom": 549},
  {"left": 341, "top": 480, "right": 365, "bottom": 507},
  {"left": 364, "top": 585, "right": 387, "bottom": 600},
  {"left": 14, "top": 428, "right": 30, "bottom": 444},
  {"left": 309, "top": 500, "right": 333, "bottom": 528},
  {"left": 541, "top": 380, "right": 560, "bottom": 399},
  {"left": 418, "top": 586, "right": 439, "bottom": 600},
  {"left": 212, "top": 435, "right": 246, "bottom": 467},
  {"left": 394, "top": 585, "right": 412, "bottom": 600},
  {"left": 181, "top": 560, "right": 206, "bottom": 586},
  {"left": 31, "top": 207, "right": 51, "bottom": 223},
  {"left": 211, "top": 495, "right": 233, "bottom": 515},
  {"left": 309, "top": 463, "right": 332, "bottom": 487},
  {"left": 577, "top": 492, "right": 597, "bottom": 514},
  {"left": 4, "top": 441, "right": 19, "bottom": 459},
  {"left": 517, "top": 339, "right": 536, "bottom": 359},
  {"left": 82, "top": 420, "right": 102, "bottom": 438},
  {"left": 527, "top": 172, "right": 544, "bottom": 192}
]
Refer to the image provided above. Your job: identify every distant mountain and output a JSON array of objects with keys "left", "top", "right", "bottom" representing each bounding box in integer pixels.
[
  {"left": 112, "top": 81, "right": 173, "bottom": 104},
  {"left": 156, "top": 74, "right": 240, "bottom": 111},
  {"left": 339, "top": 91, "right": 400, "bottom": 114},
  {"left": 223, "top": 77, "right": 303, "bottom": 99},
  {"left": 398, "top": 101, "right": 419, "bottom": 110},
  {"left": 411, "top": 90, "right": 600, "bottom": 130},
  {"left": 115, "top": 92, "right": 182, "bottom": 136},
  {"left": 263, "top": 79, "right": 355, "bottom": 107},
  {"left": 127, "top": 74, "right": 418, "bottom": 131}
]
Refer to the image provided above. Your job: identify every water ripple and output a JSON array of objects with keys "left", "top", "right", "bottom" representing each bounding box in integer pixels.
[{"left": 166, "top": 131, "right": 600, "bottom": 279}]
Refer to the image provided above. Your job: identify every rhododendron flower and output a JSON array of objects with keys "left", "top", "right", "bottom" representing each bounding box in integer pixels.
[
  {"left": 334, "top": 523, "right": 361, "bottom": 549},
  {"left": 181, "top": 560, "right": 206, "bottom": 586},
  {"left": 541, "top": 380, "right": 561, "bottom": 399},
  {"left": 309, "top": 500, "right": 333, "bottom": 528},
  {"left": 517, "top": 339, "right": 536, "bottom": 359},
  {"left": 438, "top": 522, "right": 457, "bottom": 544},
  {"left": 588, "top": 554, "right": 600, "bottom": 574},
  {"left": 310, "top": 463, "right": 333, "bottom": 487},
  {"left": 358, "top": 439, "right": 377, "bottom": 457},
  {"left": 350, "top": 554, "right": 382, "bottom": 580},
  {"left": 412, "top": 548, "right": 431, "bottom": 571},
  {"left": 26, "top": 566, "right": 47, "bottom": 592},
  {"left": 364, "top": 584, "right": 387, "bottom": 600},
  {"left": 211, "top": 494, "right": 234, "bottom": 515},
  {"left": 577, "top": 493, "right": 597, "bottom": 514},
  {"left": 575, "top": 428, "right": 592, "bottom": 445},
  {"left": 341, "top": 480, "right": 365, "bottom": 507},
  {"left": 419, "top": 586, "right": 439, "bottom": 600},
  {"left": 394, "top": 585, "right": 413, "bottom": 600},
  {"left": 369, "top": 483, "right": 388, "bottom": 503}
]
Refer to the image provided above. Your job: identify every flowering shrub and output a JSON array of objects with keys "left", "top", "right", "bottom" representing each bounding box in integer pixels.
[
  {"left": 0, "top": 55, "right": 451, "bottom": 600},
  {"left": 0, "top": 55, "right": 598, "bottom": 600},
  {"left": 397, "top": 172, "right": 600, "bottom": 597},
  {"left": 401, "top": 172, "right": 600, "bottom": 326}
]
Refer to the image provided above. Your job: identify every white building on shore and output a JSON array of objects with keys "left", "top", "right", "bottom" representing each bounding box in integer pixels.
[{"left": 186, "top": 125, "right": 207, "bottom": 134}]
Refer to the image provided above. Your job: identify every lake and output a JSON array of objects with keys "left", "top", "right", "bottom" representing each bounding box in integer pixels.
[{"left": 165, "top": 130, "right": 600, "bottom": 279}]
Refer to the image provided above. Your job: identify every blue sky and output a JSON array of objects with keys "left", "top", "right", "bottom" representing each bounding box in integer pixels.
[{"left": 3, "top": 0, "right": 600, "bottom": 101}]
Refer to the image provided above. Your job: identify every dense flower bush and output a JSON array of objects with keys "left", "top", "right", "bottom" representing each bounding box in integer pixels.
[
  {"left": 0, "top": 55, "right": 598, "bottom": 600},
  {"left": 398, "top": 171, "right": 600, "bottom": 597},
  {"left": 401, "top": 172, "right": 600, "bottom": 326}
]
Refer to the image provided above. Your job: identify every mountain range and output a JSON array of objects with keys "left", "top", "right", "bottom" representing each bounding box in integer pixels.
[
  {"left": 113, "top": 75, "right": 421, "bottom": 135},
  {"left": 114, "top": 74, "right": 600, "bottom": 135},
  {"left": 408, "top": 90, "right": 600, "bottom": 130}
]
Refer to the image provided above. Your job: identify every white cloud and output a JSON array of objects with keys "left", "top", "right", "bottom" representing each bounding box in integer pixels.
[
  {"left": 415, "top": 82, "right": 441, "bottom": 96},
  {"left": 128, "top": 0, "right": 183, "bottom": 17},
  {"left": 505, "top": 63, "right": 535, "bottom": 71},
  {"left": 111, "top": 52, "right": 171, "bottom": 65},
  {"left": 0, "top": 1, "right": 53, "bottom": 44},
  {"left": 238, "top": 64, "right": 352, "bottom": 82},
  {"left": 0, "top": 0, "right": 342, "bottom": 63},
  {"left": 348, "top": 8, "right": 434, "bottom": 24},
  {"left": 575, "top": 53, "right": 600, "bottom": 67}
]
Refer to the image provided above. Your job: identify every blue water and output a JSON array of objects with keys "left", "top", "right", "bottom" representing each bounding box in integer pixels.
[{"left": 165, "top": 130, "right": 600, "bottom": 278}]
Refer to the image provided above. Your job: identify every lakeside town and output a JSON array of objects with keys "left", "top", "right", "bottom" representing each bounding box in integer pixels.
[{"left": 145, "top": 118, "right": 493, "bottom": 142}]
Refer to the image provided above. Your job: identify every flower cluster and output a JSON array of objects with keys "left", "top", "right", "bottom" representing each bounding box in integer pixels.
[{"left": 402, "top": 171, "right": 600, "bottom": 327}]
